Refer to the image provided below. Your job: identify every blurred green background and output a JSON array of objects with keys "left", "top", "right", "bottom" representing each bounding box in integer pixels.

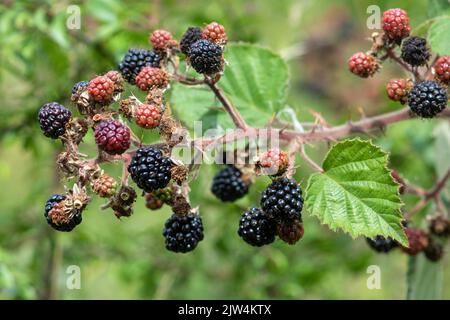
[{"left": 1, "top": 0, "right": 449, "bottom": 299}]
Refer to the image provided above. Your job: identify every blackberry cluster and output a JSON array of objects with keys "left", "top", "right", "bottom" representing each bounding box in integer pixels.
[
  {"left": 180, "top": 27, "right": 202, "bottom": 55},
  {"left": 38, "top": 102, "right": 72, "bottom": 139},
  {"left": 238, "top": 208, "right": 277, "bottom": 247},
  {"left": 163, "top": 213, "right": 204, "bottom": 253},
  {"left": 407, "top": 80, "right": 448, "bottom": 118},
  {"left": 211, "top": 166, "right": 249, "bottom": 202},
  {"left": 44, "top": 194, "right": 82, "bottom": 232},
  {"left": 188, "top": 39, "right": 223, "bottom": 74},
  {"left": 366, "top": 236, "right": 399, "bottom": 253},
  {"left": 118, "top": 48, "right": 162, "bottom": 84},
  {"left": 260, "top": 178, "right": 304, "bottom": 222},
  {"left": 401, "top": 36, "right": 430, "bottom": 67},
  {"left": 128, "top": 147, "right": 172, "bottom": 192}
]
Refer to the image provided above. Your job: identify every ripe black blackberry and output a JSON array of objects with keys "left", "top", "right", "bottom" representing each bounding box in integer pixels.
[
  {"left": 188, "top": 39, "right": 223, "bottom": 74},
  {"left": 163, "top": 213, "right": 204, "bottom": 253},
  {"left": 408, "top": 80, "right": 448, "bottom": 118},
  {"left": 38, "top": 102, "right": 72, "bottom": 139},
  {"left": 401, "top": 36, "right": 430, "bottom": 67},
  {"left": 128, "top": 147, "right": 172, "bottom": 192},
  {"left": 260, "top": 178, "right": 304, "bottom": 222},
  {"left": 211, "top": 166, "right": 249, "bottom": 202},
  {"left": 118, "top": 48, "right": 162, "bottom": 84},
  {"left": 238, "top": 208, "right": 277, "bottom": 247},
  {"left": 424, "top": 241, "right": 444, "bottom": 262},
  {"left": 366, "top": 236, "right": 399, "bottom": 253},
  {"left": 44, "top": 194, "right": 82, "bottom": 232},
  {"left": 180, "top": 27, "right": 202, "bottom": 55}
]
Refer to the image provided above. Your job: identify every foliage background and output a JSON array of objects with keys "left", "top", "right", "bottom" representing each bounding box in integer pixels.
[{"left": 0, "top": 0, "right": 449, "bottom": 299}]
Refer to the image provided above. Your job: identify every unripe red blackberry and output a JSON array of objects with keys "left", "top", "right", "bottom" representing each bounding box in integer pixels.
[
  {"left": 238, "top": 208, "right": 277, "bottom": 247},
  {"left": 401, "top": 36, "right": 430, "bottom": 67},
  {"left": 94, "top": 119, "right": 131, "bottom": 155},
  {"left": 104, "top": 70, "right": 124, "bottom": 94},
  {"left": 277, "top": 219, "right": 304, "bottom": 245},
  {"left": 424, "top": 240, "right": 444, "bottom": 262},
  {"left": 163, "top": 213, "right": 204, "bottom": 253},
  {"left": 386, "top": 78, "right": 413, "bottom": 104},
  {"left": 44, "top": 194, "right": 82, "bottom": 232},
  {"left": 382, "top": 8, "right": 411, "bottom": 43},
  {"left": 118, "top": 48, "right": 162, "bottom": 84},
  {"left": 260, "top": 178, "right": 303, "bottom": 222},
  {"left": 401, "top": 227, "right": 429, "bottom": 255},
  {"left": 202, "top": 22, "right": 227, "bottom": 46},
  {"left": 188, "top": 39, "right": 224, "bottom": 75},
  {"left": 211, "top": 166, "right": 249, "bottom": 202},
  {"left": 38, "top": 102, "right": 72, "bottom": 139},
  {"left": 92, "top": 174, "right": 117, "bottom": 198},
  {"left": 150, "top": 29, "right": 175, "bottom": 50},
  {"left": 366, "top": 235, "right": 399, "bottom": 253},
  {"left": 348, "top": 52, "right": 379, "bottom": 78},
  {"left": 134, "top": 103, "right": 162, "bottom": 129},
  {"left": 135, "top": 67, "right": 169, "bottom": 92},
  {"left": 88, "top": 76, "right": 115, "bottom": 103},
  {"left": 259, "top": 148, "right": 289, "bottom": 176},
  {"left": 429, "top": 216, "right": 450, "bottom": 237},
  {"left": 407, "top": 80, "right": 448, "bottom": 118},
  {"left": 128, "top": 147, "right": 172, "bottom": 192},
  {"left": 180, "top": 27, "right": 202, "bottom": 55},
  {"left": 434, "top": 56, "right": 450, "bottom": 85}
]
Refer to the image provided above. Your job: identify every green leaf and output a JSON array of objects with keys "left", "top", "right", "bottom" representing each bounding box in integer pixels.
[
  {"left": 427, "top": 17, "right": 450, "bottom": 55},
  {"left": 170, "top": 43, "right": 288, "bottom": 130},
  {"left": 407, "top": 255, "right": 443, "bottom": 300},
  {"left": 305, "top": 139, "right": 407, "bottom": 246}
]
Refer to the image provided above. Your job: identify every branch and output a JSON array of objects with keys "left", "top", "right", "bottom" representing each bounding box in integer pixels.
[
  {"left": 426, "top": 167, "right": 450, "bottom": 200},
  {"left": 205, "top": 80, "right": 248, "bottom": 129},
  {"left": 280, "top": 108, "right": 450, "bottom": 142}
]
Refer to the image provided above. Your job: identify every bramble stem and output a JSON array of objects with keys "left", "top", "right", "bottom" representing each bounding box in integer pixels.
[{"left": 205, "top": 80, "right": 248, "bottom": 129}]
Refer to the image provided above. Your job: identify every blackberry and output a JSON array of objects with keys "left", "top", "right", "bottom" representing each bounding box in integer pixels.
[
  {"left": 163, "top": 213, "right": 204, "bottom": 253},
  {"left": 38, "top": 102, "right": 72, "bottom": 139},
  {"left": 118, "top": 48, "right": 162, "bottom": 84},
  {"left": 401, "top": 227, "right": 429, "bottom": 255},
  {"left": 260, "top": 178, "right": 304, "bottom": 222},
  {"left": 128, "top": 147, "right": 172, "bottom": 192},
  {"left": 366, "top": 236, "right": 399, "bottom": 253},
  {"left": 71, "top": 80, "right": 88, "bottom": 95},
  {"left": 202, "top": 22, "right": 227, "bottom": 46},
  {"left": 238, "top": 208, "right": 277, "bottom": 247},
  {"left": 401, "top": 36, "right": 430, "bottom": 67},
  {"left": 382, "top": 8, "right": 411, "bottom": 43},
  {"left": 188, "top": 39, "right": 223, "bottom": 75},
  {"left": 429, "top": 216, "right": 450, "bottom": 237},
  {"left": 348, "top": 52, "right": 379, "bottom": 78},
  {"left": 44, "top": 194, "right": 82, "bottom": 232},
  {"left": 424, "top": 241, "right": 444, "bottom": 262},
  {"left": 434, "top": 56, "right": 450, "bottom": 85},
  {"left": 211, "top": 166, "right": 249, "bottom": 202},
  {"left": 94, "top": 119, "right": 131, "bottom": 155},
  {"left": 180, "top": 27, "right": 202, "bottom": 55},
  {"left": 407, "top": 80, "right": 448, "bottom": 118}
]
